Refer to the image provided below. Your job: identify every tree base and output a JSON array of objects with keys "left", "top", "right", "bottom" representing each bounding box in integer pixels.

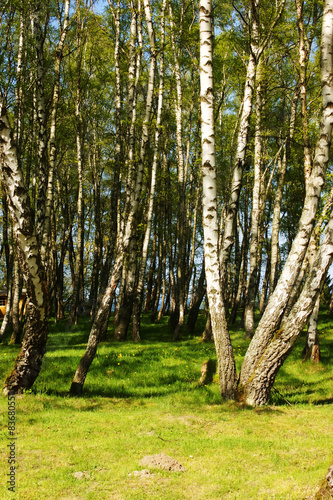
[{"left": 69, "top": 382, "right": 83, "bottom": 396}]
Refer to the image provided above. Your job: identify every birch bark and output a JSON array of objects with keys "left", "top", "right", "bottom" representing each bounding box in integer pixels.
[
  {"left": 270, "top": 90, "right": 298, "bottom": 294},
  {"left": 41, "top": 0, "right": 70, "bottom": 264},
  {"left": 33, "top": 3, "right": 49, "bottom": 244},
  {"left": 1, "top": 98, "right": 49, "bottom": 395},
  {"left": 169, "top": 3, "right": 187, "bottom": 339},
  {"left": 69, "top": 6, "right": 85, "bottom": 324},
  {"left": 220, "top": 0, "right": 285, "bottom": 289},
  {"left": 199, "top": 0, "right": 237, "bottom": 399},
  {"left": 244, "top": 205, "right": 333, "bottom": 406}
]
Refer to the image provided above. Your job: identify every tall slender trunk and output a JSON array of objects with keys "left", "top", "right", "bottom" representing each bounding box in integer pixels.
[
  {"left": 88, "top": 140, "right": 102, "bottom": 319},
  {"left": 33, "top": 3, "right": 49, "bottom": 244},
  {"left": 187, "top": 261, "right": 206, "bottom": 335},
  {"left": 69, "top": 8, "right": 85, "bottom": 325},
  {"left": 244, "top": 60, "right": 264, "bottom": 337},
  {"left": 0, "top": 194, "right": 13, "bottom": 340},
  {"left": 220, "top": 4, "right": 259, "bottom": 285},
  {"left": 41, "top": 0, "right": 70, "bottom": 264},
  {"left": 220, "top": 0, "right": 285, "bottom": 290},
  {"left": 169, "top": 3, "right": 187, "bottom": 339},
  {"left": 303, "top": 295, "right": 320, "bottom": 362},
  {"left": 10, "top": 253, "right": 21, "bottom": 344},
  {"left": 199, "top": 0, "right": 237, "bottom": 399},
  {"left": 132, "top": 0, "right": 166, "bottom": 341},
  {"left": 296, "top": 0, "right": 313, "bottom": 185},
  {"left": 270, "top": 91, "right": 298, "bottom": 294}
]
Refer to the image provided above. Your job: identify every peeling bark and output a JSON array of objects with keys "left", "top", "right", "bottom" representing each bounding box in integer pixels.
[
  {"left": 0, "top": 97, "right": 49, "bottom": 395},
  {"left": 199, "top": 0, "right": 237, "bottom": 399}
]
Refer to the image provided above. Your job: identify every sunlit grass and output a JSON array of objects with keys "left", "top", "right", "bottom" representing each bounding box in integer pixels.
[{"left": 0, "top": 310, "right": 332, "bottom": 499}]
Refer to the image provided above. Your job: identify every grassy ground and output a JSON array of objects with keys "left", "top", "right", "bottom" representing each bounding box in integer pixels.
[{"left": 0, "top": 311, "right": 332, "bottom": 499}]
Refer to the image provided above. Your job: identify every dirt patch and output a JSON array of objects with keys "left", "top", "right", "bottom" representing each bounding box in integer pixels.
[
  {"left": 128, "top": 469, "right": 155, "bottom": 478},
  {"left": 139, "top": 453, "right": 186, "bottom": 472},
  {"left": 73, "top": 471, "right": 90, "bottom": 479}
]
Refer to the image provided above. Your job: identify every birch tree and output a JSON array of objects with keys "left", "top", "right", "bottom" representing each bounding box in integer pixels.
[
  {"left": 199, "top": 0, "right": 237, "bottom": 399},
  {"left": 1, "top": 97, "right": 49, "bottom": 395}
]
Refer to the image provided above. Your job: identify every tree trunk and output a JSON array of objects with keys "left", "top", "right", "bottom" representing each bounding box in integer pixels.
[
  {"left": 41, "top": 0, "right": 70, "bottom": 264},
  {"left": 115, "top": 0, "right": 156, "bottom": 341},
  {"left": 132, "top": 0, "right": 166, "bottom": 341},
  {"left": 243, "top": 205, "right": 333, "bottom": 406},
  {"left": 169, "top": 3, "right": 187, "bottom": 340},
  {"left": 219, "top": 3, "right": 259, "bottom": 286},
  {"left": 33, "top": 4, "right": 49, "bottom": 245},
  {"left": 69, "top": 8, "right": 85, "bottom": 325},
  {"left": 187, "top": 262, "right": 206, "bottom": 335},
  {"left": 9, "top": 254, "right": 21, "bottom": 345},
  {"left": 1, "top": 97, "right": 49, "bottom": 395},
  {"left": 199, "top": 0, "right": 237, "bottom": 399},
  {"left": 244, "top": 60, "right": 264, "bottom": 337},
  {"left": 303, "top": 294, "right": 320, "bottom": 362}
]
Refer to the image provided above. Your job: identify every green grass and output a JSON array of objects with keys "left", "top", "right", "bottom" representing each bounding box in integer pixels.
[{"left": 0, "top": 311, "right": 332, "bottom": 499}]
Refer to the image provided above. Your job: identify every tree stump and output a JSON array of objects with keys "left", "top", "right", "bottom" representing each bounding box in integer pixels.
[{"left": 199, "top": 359, "right": 216, "bottom": 385}]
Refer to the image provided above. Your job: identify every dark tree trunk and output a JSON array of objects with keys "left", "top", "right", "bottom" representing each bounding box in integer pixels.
[{"left": 187, "top": 263, "right": 205, "bottom": 335}]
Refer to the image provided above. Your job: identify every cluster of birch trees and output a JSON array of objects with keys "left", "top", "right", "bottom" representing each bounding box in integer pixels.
[{"left": 0, "top": 0, "right": 333, "bottom": 406}]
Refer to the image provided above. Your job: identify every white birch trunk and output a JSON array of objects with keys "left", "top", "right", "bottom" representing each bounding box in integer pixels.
[
  {"left": 41, "top": 0, "right": 70, "bottom": 263},
  {"left": 33, "top": 6, "right": 49, "bottom": 243},
  {"left": 244, "top": 205, "right": 333, "bottom": 406},
  {"left": 114, "top": 0, "right": 156, "bottom": 341},
  {"left": 199, "top": 0, "right": 237, "bottom": 399},
  {"left": 0, "top": 97, "right": 49, "bottom": 395},
  {"left": 270, "top": 90, "right": 298, "bottom": 294}
]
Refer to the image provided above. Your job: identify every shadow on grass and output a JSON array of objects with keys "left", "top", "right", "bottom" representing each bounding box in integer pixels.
[{"left": 2, "top": 312, "right": 333, "bottom": 409}]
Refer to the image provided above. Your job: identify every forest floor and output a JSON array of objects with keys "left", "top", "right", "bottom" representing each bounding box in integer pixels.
[{"left": 0, "top": 311, "right": 332, "bottom": 499}]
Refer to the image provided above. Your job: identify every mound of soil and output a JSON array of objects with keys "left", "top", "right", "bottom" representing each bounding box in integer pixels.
[{"left": 139, "top": 453, "right": 186, "bottom": 472}]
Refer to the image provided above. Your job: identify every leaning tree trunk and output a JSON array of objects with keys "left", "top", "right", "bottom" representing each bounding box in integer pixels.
[
  {"left": 243, "top": 204, "right": 333, "bottom": 406},
  {"left": 1, "top": 97, "right": 49, "bottom": 395},
  {"left": 199, "top": 0, "right": 237, "bottom": 399},
  {"left": 240, "top": 0, "right": 333, "bottom": 404}
]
